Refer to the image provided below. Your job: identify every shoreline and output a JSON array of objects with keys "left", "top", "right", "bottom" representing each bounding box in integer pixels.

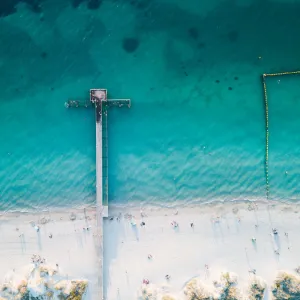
[
  {"left": 107, "top": 199, "right": 300, "bottom": 219},
  {"left": 1, "top": 196, "right": 300, "bottom": 216}
]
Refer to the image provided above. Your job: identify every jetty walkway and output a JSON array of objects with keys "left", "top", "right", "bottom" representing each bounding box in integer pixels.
[{"left": 66, "top": 89, "right": 130, "bottom": 299}]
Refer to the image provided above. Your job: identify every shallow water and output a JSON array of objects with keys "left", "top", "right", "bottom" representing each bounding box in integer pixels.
[{"left": 0, "top": 0, "right": 299, "bottom": 211}]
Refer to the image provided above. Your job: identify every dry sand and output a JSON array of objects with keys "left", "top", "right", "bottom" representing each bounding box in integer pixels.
[
  {"left": 104, "top": 201, "right": 300, "bottom": 299},
  {"left": 1, "top": 201, "right": 300, "bottom": 299},
  {"left": 0, "top": 207, "right": 102, "bottom": 299}
]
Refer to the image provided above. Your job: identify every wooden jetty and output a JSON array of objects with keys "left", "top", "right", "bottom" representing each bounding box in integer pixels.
[{"left": 66, "top": 89, "right": 131, "bottom": 300}]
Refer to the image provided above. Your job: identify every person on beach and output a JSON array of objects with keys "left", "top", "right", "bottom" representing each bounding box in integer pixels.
[{"left": 171, "top": 221, "right": 178, "bottom": 228}]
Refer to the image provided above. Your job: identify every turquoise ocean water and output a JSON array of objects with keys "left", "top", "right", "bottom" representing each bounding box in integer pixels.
[{"left": 0, "top": 0, "right": 299, "bottom": 211}]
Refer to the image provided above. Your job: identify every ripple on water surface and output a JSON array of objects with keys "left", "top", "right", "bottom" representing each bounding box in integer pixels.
[{"left": 0, "top": 0, "right": 300, "bottom": 210}]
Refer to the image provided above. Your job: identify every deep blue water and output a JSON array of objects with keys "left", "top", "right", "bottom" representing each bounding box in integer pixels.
[{"left": 0, "top": 0, "right": 299, "bottom": 211}]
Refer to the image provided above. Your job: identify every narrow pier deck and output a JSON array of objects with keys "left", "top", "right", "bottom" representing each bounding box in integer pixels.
[
  {"left": 90, "top": 89, "right": 130, "bottom": 215},
  {"left": 66, "top": 89, "right": 130, "bottom": 300},
  {"left": 64, "top": 100, "right": 91, "bottom": 108}
]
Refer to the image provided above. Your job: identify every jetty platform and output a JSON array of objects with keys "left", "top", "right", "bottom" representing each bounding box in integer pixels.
[{"left": 66, "top": 89, "right": 130, "bottom": 299}]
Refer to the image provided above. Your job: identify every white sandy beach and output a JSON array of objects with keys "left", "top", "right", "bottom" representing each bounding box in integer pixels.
[
  {"left": 1, "top": 202, "right": 300, "bottom": 299},
  {"left": 104, "top": 201, "right": 300, "bottom": 299},
  {"left": 0, "top": 208, "right": 101, "bottom": 299}
]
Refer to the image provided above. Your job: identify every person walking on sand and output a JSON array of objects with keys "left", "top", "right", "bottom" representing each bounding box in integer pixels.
[{"left": 171, "top": 221, "right": 178, "bottom": 228}]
